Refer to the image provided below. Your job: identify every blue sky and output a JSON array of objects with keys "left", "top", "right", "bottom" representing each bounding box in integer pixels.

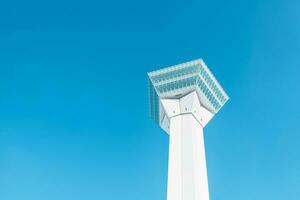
[{"left": 1, "top": 0, "right": 300, "bottom": 199}]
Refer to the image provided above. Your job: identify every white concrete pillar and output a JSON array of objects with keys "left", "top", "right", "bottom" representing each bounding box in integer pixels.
[{"left": 161, "top": 91, "right": 211, "bottom": 200}]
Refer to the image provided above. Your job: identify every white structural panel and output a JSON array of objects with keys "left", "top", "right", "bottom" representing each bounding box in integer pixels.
[
  {"left": 161, "top": 91, "right": 212, "bottom": 200},
  {"left": 160, "top": 91, "right": 214, "bottom": 134}
]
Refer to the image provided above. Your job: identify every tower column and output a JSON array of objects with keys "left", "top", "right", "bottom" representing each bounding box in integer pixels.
[
  {"left": 167, "top": 113, "right": 209, "bottom": 200},
  {"left": 161, "top": 92, "right": 211, "bottom": 200}
]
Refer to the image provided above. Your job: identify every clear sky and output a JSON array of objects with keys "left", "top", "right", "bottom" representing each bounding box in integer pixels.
[{"left": 0, "top": 0, "right": 300, "bottom": 199}]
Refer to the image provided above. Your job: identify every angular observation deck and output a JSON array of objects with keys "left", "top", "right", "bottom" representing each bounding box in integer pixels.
[{"left": 148, "top": 59, "right": 229, "bottom": 124}]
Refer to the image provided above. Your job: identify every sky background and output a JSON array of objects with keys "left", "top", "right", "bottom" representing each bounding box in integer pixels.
[{"left": 0, "top": 0, "right": 300, "bottom": 199}]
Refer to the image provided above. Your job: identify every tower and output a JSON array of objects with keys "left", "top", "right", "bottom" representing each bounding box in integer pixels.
[{"left": 148, "top": 59, "right": 229, "bottom": 200}]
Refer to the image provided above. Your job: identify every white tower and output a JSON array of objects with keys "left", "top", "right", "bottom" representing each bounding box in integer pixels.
[{"left": 148, "top": 59, "right": 229, "bottom": 200}]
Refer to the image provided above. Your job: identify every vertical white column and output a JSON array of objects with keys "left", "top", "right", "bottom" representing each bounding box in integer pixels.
[
  {"left": 167, "top": 113, "right": 209, "bottom": 200},
  {"left": 167, "top": 115, "right": 183, "bottom": 200}
]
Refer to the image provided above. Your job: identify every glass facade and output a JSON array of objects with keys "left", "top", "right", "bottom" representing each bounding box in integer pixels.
[
  {"left": 148, "top": 59, "right": 229, "bottom": 122},
  {"left": 148, "top": 77, "right": 159, "bottom": 123}
]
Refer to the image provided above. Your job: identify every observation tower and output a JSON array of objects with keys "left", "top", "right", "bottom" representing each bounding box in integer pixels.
[{"left": 148, "top": 59, "right": 229, "bottom": 200}]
